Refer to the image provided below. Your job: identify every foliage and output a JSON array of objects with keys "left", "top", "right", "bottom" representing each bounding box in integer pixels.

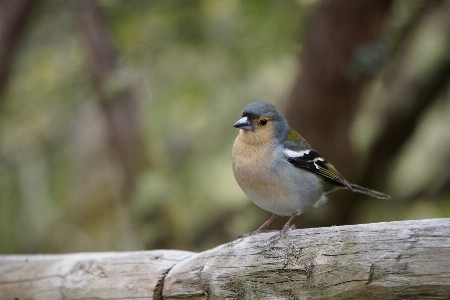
[{"left": 0, "top": 0, "right": 448, "bottom": 254}]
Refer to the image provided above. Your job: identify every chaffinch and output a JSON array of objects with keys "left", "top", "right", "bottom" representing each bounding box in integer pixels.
[{"left": 232, "top": 101, "right": 390, "bottom": 246}]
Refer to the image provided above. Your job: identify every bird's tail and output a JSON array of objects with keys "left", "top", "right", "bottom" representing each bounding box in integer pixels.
[{"left": 349, "top": 183, "right": 391, "bottom": 199}]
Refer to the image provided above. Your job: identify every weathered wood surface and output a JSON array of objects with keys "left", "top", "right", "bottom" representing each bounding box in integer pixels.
[
  {"left": 0, "top": 250, "right": 195, "bottom": 299},
  {"left": 1, "top": 219, "right": 449, "bottom": 299}
]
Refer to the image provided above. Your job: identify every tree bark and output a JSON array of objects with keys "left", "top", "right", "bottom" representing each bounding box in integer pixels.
[{"left": 1, "top": 219, "right": 449, "bottom": 299}]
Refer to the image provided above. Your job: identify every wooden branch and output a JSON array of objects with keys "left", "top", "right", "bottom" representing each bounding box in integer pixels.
[
  {"left": 0, "top": 250, "right": 195, "bottom": 299},
  {"left": 1, "top": 219, "right": 449, "bottom": 299}
]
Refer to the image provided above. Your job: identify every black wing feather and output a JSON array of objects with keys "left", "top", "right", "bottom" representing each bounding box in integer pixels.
[{"left": 286, "top": 150, "right": 352, "bottom": 189}]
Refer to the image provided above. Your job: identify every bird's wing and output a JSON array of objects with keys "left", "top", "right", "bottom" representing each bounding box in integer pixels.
[{"left": 283, "top": 148, "right": 352, "bottom": 189}]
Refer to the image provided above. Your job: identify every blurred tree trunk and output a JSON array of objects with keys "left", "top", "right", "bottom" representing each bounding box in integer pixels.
[
  {"left": 76, "top": 0, "right": 140, "bottom": 202},
  {"left": 0, "top": 0, "right": 37, "bottom": 97},
  {"left": 359, "top": 0, "right": 450, "bottom": 198},
  {"left": 282, "top": 0, "right": 394, "bottom": 229},
  {"left": 281, "top": 0, "right": 450, "bottom": 229}
]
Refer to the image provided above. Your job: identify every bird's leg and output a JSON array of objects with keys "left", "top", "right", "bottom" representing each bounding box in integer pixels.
[
  {"left": 238, "top": 214, "right": 278, "bottom": 238},
  {"left": 268, "top": 210, "right": 298, "bottom": 249}
]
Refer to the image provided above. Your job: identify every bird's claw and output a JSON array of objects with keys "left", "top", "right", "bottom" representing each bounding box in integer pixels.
[
  {"left": 267, "top": 232, "right": 283, "bottom": 250},
  {"left": 266, "top": 224, "right": 296, "bottom": 250}
]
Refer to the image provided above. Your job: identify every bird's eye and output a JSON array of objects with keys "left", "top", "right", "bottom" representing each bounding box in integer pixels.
[{"left": 260, "top": 119, "right": 268, "bottom": 126}]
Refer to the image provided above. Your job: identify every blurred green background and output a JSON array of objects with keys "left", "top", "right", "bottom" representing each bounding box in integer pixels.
[{"left": 0, "top": 0, "right": 449, "bottom": 254}]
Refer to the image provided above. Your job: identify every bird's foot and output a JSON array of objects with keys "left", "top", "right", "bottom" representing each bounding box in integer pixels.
[
  {"left": 267, "top": 227, "right": 294, "bottom": 250},
  {"left": 267, "top": 215, "right": 298, "bottom": 250}
]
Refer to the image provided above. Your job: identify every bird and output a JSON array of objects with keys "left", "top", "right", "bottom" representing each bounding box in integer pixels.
[{"left": 232, "top": 101, "right": 390, "bottom": 247}]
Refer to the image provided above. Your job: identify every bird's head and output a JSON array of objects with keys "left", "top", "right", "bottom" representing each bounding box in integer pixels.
[{"left": 233, "top": 102, "right": 290, "bottom": 145}]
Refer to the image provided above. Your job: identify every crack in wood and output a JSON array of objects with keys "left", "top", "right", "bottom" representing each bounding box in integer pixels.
[
  {"left": 152, "top": 266, "right": 173, "bottom": 300},
  {"left": 365, "top": 263, "right": 375, "bottom": 284}
]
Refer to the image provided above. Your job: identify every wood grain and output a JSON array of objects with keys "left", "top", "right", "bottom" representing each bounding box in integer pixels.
[
  {"left": 0, "top": 250, "right": 194, "bottom": 299},
  {"left": 163, "top": 218, "right": 450, "bottom": 299},
  {"left": 1, "top": 219, "right": 449, "bottom": 299}
]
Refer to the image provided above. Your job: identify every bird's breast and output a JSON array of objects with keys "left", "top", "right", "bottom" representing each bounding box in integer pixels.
[
  {"left": 232, "top": 136, "right": 300, "bottom": 215},
  {"left": 232, "top": 135, "right": 326, "bottom": 216}
]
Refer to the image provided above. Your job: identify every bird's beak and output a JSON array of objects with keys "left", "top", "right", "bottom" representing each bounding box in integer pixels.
[{"left": 233, "top": 117, "right": 254, "bottom": 131}]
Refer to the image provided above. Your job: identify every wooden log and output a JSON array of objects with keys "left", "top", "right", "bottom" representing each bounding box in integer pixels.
[
  {"left": 1, "top": 219, "right": 449, "bottom": 299},
  {"left": 0, "top": 250, "right": 195, "bottom": 299}
]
